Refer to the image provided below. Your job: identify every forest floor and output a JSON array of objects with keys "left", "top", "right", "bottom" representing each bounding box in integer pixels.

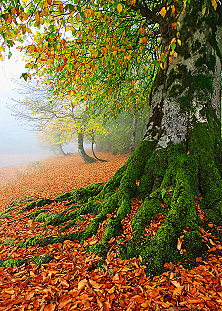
[{"left": 0, "top": 152, "right": 221, "bottom": 311}]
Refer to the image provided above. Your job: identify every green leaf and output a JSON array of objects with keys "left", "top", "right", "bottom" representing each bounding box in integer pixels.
[
  {"left": 161, "top": 188, "right": 167, "bottom": 199},
  {"left": 20, "top": 73, "right": 28, "bottom": 81},
  {"left": 171, "top": 42, "right": 176, "bottom": 50}
]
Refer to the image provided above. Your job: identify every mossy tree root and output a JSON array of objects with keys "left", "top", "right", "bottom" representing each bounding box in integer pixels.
[{"left": 6, "top": 125, "right": 222, "bottom": 275}]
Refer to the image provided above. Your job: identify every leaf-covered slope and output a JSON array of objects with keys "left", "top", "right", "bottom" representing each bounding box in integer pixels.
[{"left": 0, "top": 152, "right": 222, "bottom": 310}]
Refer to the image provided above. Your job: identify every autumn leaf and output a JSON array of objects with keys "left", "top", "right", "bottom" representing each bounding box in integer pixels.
[
  {"left": 25, "top": 291, "right": 35, "bottom": 300},
  {"left": 147, "top": 288, "right": 159, "bottom": 298},
  {"left": 58, "top": 298, "right": 72, "bottom": 309},
  {"left": 177, "top": 235, "right": 184, "bottom": 250},
  {"left": 108, "top": 286, "right": 115, "bottom": 294},
  {"left": 89, "top": 279, "right": 101, "bottom": 288},
  {"left": 117, "top": 3, "right": 122, "bottom": 13},
  {"left": 160, "top": 7, "right": 166, "bottom": 18},
  {"left": 196, "top": 257, "right": 202, "bottom": 262},
  {"left": 173, "top": 285, "right": 184, "bottom": 296},
  {"left": 170, "top": 280, "right": 181, "bottom": 288},
  {"left": 211, "top": 0, "right": 217, "bottom": 10},
  {"left": 3, "top": 288, "right": 15, "bottom": 295},
  {"left": 78, "top": 279, "right": 87, "bottom": 290},
  {"left": 44, "top": 303, "right": 56, "bottom": 311},
  {"left": 79, "top": 294, "right": 90, "bottom": 301}
]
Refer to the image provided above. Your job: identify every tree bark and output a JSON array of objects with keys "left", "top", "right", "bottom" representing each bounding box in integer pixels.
[
  {"left": 58, "top": 144, "right": 66, "bottom": 156},
  {"left": 130, "top": 113, "right": 137, "bottom": 154},
  {"left": 91, "top": 142, "right": 107, "bottom": 162},
  {"left": 9, "top": 3, "right": 222, "bottom": 278},
  {"left": 78, "top": 132, "right": 96, "bottom": 163}
]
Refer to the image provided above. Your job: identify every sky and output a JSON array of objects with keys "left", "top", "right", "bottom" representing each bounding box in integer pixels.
[{"left": 0, "top": 48, "right": 76, "bottom": 159}]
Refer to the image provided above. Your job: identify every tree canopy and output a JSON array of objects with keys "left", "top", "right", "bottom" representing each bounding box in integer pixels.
[{"left": 1, "top": 0, "right": 219, "bottom": 115}]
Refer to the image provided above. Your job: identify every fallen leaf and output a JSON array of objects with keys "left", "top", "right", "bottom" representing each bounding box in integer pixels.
[{"left": 78, "top": 279, "right": 87, "bottom": 290}]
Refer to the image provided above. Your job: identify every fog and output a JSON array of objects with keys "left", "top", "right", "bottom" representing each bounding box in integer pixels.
[{"left": 0, "top": 50, "right": 78, "bottom": 169}]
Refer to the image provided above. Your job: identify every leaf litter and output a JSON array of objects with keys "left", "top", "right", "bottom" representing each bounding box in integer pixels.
[{"left": 0, "top": 152, "right": 221, "bottom": 310}]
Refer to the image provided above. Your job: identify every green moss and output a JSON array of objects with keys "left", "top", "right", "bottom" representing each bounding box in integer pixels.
[
  {"left": 28, "top": 209, "right": 49, "bottom": 218},
  {"left": 0, "top": 206, "right": 18, "bottom": 219},
  {"left": 132, "top": 193, "right": 162, "bottom": 239},
  {"left": 88, "top": 241, "right": 110, "bottom": 258},
  {"left": 190, "top": 123, "right": 222, "bottom": 225},
  {"left": 193, "top": 74, "right": 213, "bottom": 94},
  {"left": 181, "top": 230, "right": 207, "bottom": 269},
  {"left": 18, "top": 199, "right": 53, "bottom": 214},
  {"left": 35, "top": 212, "right": 50, "bottom": 223},
  {"left": 0, "top": 258, "right": 28, "bottom": 268},
  {"left": 102, "top": 215, "right": 123, "bottom": 243},
  {"left": 54, "top": 192, "right": 72, "bottom": 202},
  {"left": 195, "top": 53, "right": 216, "bottom": 72},
  {"left": 0, "top": 254, "right": 53, "bottom": 268}
]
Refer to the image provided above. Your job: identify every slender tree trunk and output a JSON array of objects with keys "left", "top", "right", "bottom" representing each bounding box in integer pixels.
[
  {"left": 90, "top": 132, "right": 107, "bottom": 162},
  {"left": 78, "top": 132, "right": 96, "bottom": 163},
  {"left": 58, "top": 144, "right": 66, "bottom": 156},
  {"left": 130, "top": 113, "right": 137, "bottom": 154}
]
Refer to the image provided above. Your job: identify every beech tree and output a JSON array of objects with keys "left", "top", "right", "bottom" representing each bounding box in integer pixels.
[{"left": 1, "top": 0, "right": 222, "bottom": 276}]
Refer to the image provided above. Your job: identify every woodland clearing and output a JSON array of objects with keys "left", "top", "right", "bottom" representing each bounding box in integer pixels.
[{"left": 0, "top": 153, "right": 221, "bottom": 311}]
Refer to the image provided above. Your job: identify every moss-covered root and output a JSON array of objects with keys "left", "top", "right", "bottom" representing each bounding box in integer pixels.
[
  {"left": 119, "top": 146, "right": 205, "bottom": 277},
  {"left": 0, "top": 254, "right": 53, "bottom": 268},
  {"left": 191, "top": 123, "right": 222, "bottom": 225},
  {"left": 91, "top": 141, "right": 156, "bottom": 249}
]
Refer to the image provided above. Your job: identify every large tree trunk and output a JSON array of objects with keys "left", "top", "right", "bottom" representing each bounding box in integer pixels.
[
  {"left": 132, "top": 3, "right": 222, "bottom": 275},
  {"left": 5, "top": 3, "right": 222, "bottom": 277},
  {"left": 77, "top": 132, "right": 96, "bottom": 163}
]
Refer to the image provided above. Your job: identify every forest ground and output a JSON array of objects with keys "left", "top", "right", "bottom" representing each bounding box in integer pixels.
[{"left": 0, "top": 152, "right": 221, "bottom": 311}]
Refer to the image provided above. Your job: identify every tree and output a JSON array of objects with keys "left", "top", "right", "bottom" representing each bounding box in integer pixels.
[
  {"left": 1, "top": 1, "right": 222, "bottom": 277},
  {"left": 11, "top": 80, "right": 105, "bottom": 163}
]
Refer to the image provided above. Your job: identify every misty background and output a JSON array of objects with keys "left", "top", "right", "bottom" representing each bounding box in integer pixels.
[{"left": 0, "top": 49, "right": 77, "bottom": 169}]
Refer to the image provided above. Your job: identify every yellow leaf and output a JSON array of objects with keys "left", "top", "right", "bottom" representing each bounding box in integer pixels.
[
  {"left": 177, "top": 39, "right": 181, "bottom": 46},
  {"left": 202, "top": 7, "right": 206, "bottom": 15},
  {"left": 211, "top": 0, "right": 217, "bottom": 10},
  {"left": 160, "top": 7, "right": 166, "bottom": 18},
  {"left": 117, "top": 3, "right": 122, "bottom": 13}
]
